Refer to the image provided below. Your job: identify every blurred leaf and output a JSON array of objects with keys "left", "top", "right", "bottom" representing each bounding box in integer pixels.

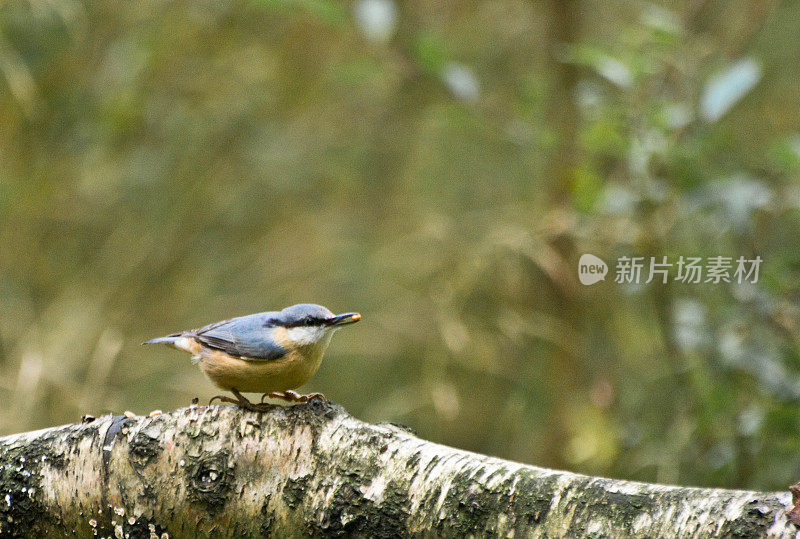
[
  {"left": 561, "top": 44, "right": 633, "bottom": 88},
  {"left": 640, "top": 4, "right": 682, "bottom": 39},
  {"left": 0, "top": 34, "right": 38, "bottom": 115},
  {"left": 441, "top": 63, "right": 479, "bottom": 102},
  {"left": 413, "top": 33, "right": 447, "bottom": 75},
  {"left": 354, "top": 0, "right": 397, "bottom": 43},
  {"left": 700, "top": 58, "right": 761, "bottom": 123},
  {"left": 656, "top": 102, "right": 693, "bottom": 131},
  {"left": 767, "top": 135, "right": 800, "bottom": 173},
  {"left": 580, "top": 116, "right": 627, "bottom": 157},
  {"left": 571, "top": 166, "right": 602, "bottom": 214}
]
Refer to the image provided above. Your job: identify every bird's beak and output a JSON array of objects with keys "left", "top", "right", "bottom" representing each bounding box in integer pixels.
[{"left": 326, "top": 312, "right": 361, "bottom": 326}]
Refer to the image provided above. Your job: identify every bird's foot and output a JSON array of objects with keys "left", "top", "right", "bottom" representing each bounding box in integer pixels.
[
  {"left": 209, "top": 394, "right": 240, "bottom": 406},
  {"left": 210, "top": 388, "right": 274, "bottom": 412},
  {"left": 262, "top": 390, "right": 326, "bottom": 403}
]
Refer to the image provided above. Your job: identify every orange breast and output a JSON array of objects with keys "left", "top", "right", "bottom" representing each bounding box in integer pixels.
[{"left": 197, "top": 347, "right": 323, "bottom": 393}]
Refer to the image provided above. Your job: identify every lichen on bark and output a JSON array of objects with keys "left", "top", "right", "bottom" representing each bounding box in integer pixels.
[{"left": 0, "top": 400, "right": 796, "bottom": 537}]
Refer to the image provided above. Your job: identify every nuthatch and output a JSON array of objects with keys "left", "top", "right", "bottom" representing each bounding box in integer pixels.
[{"left": 143, "top": 304, "right": 361, "bottom": 410}]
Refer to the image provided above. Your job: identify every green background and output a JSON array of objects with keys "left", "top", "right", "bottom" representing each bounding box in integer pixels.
[{"left": 2, "top": 0, "right": 800, "bottom": 491}]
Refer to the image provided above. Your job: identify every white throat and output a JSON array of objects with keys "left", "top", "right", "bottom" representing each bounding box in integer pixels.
[{"left": 285, "top": 326, "right": 334, "bottom": 348}]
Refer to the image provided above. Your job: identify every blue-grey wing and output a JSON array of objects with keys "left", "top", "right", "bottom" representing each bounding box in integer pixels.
[{"left": 191, "top": 312, "right": 285, "bottom": 360}]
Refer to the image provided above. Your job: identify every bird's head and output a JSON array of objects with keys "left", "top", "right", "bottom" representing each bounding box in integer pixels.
[{"left": 270, "top": 303, "right": 361, "bottom": 348}]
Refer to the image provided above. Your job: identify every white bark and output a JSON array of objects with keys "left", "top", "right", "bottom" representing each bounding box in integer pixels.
[{"left": 0, "top": 400, "right": 796, "bottom": 537}]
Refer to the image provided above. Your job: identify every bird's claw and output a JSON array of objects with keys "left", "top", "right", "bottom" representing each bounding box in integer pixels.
[
  {"left": 210, "top": 389, "right": 275, "bottom": 412},
  {"left": 211, "top": 388, "right": 326, "bottom": 409},
  {"left": 209, "top": 395, "right": 238, "bottom": 406},
  {"left": 262, "top": 390, "right": 325, "bottom": 403},
  {"left": 238, "top": 401, "right": 275, "bottom": 413}
]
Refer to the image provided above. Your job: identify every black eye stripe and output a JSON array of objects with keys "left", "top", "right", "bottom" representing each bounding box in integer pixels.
[{"left": 280, "top": 317, "right": 323, "bottom": 328}]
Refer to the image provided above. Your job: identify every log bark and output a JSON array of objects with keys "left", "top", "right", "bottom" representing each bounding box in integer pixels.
[{"left": 0, "top": 401, "right": 795, "bottom": 537}]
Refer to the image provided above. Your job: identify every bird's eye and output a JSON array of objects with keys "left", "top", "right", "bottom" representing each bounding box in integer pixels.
[{"left": 303, "top": 317, "right": 314, "bottom": 326}]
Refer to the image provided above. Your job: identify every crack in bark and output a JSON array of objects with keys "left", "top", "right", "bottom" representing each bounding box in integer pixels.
[{"left": 100, "top": 414, "right": 129, "bottom": 512}]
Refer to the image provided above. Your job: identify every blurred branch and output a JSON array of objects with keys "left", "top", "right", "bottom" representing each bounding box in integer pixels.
[
  {"left": 685, "top": 0, "right": 779, "bottom": 58},
  {"left": 540, "top": 0, "right": 584, "bottom": 467},
  {"left": 0, "top": 403, "right": 796, "bottom": 536},
  {"left": 725, "top": 0, "right": 779, "bottom": 58},
  {"left": 544, "top": 0, "right": 581, "bottom": 206}
]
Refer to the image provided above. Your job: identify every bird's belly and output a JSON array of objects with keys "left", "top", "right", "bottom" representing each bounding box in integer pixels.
[{"left": 198, "top": 349, "right": 321, "bottom": 393}]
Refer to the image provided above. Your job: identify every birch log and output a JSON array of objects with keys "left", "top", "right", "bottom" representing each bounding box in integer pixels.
[{"left": 0, "top": 400, "right": 796, "bottom": 537}]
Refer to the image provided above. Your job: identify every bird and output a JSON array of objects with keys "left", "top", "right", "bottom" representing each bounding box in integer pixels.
[{"left": 142, "top": 304, "right": 361, "bottom": 411}]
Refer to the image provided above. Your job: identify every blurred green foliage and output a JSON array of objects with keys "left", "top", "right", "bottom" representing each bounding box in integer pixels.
[{"left": 1, "top": 0, "right": 800, "bottom": 491}]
